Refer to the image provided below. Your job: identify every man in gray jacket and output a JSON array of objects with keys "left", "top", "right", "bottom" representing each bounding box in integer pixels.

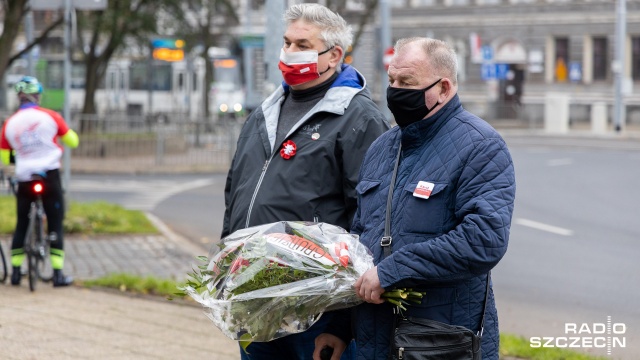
[{"left": 222, "top": 3, "right": 389, "bottom": 360}]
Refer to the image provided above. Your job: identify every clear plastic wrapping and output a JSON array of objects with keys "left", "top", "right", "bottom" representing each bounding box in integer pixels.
[{"left": 184, "top": 221, "right": 374, "bottom": 343}]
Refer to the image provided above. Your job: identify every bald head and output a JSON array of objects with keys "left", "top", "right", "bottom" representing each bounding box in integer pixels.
[{"left": 394, "top": 37, "right": 458, "bottom": 87}]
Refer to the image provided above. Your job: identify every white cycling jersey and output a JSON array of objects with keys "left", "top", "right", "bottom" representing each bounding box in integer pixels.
[{"left": 1, "top": 104, "right": 71, "bottom": 181}]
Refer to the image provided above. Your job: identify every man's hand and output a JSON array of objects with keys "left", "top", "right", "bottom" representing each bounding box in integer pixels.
[
  {"left": 314, "top": 333, "right": 346, "bottom": 360},
  {"left": 354, "top": 266, "right": 385, "bottom": 304}
]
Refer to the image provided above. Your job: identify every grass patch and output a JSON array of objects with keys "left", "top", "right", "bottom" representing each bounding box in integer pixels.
[
  {"left": 500, "top": 333, "right": 608, "bottom": 360},
  {"left": 0, "top": 195, "right": 158, "bottom": 235},
  {"left": 80, "top": 273, "right": 185, "bottom": 298}
]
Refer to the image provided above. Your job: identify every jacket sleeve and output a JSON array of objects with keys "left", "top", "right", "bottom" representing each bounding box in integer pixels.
[
  {"left": 377, "top": 138, "right": 516, "bottom": 287},
  {"left": 322, "top": 308, "right": 353, "bottom": 345},
  {"left": 221, "top": 162, "right": 234, "bottom": 239},
  {"left": 0, "top": 123, "right": 11, "bottom": 165},
  {"left": 340, "top": 110, "right": 389, "bottom": 229}
]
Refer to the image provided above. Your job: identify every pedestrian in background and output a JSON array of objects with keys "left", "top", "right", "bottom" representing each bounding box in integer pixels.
[
  {"left": 221, "top": 3, "right": 389, "bottom": 360},
  {"left": 315, "top": 37, "right": 516, "bottom": 360},
  {"left": 1, "top": 76, "right": 79, "bottom": 287}
]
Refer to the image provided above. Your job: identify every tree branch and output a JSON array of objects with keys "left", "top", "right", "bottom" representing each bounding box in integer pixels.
[{"left": 8, "top": 15, "right": 64, "bottom": 66}]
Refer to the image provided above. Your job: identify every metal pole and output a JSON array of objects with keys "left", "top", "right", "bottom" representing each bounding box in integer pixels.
[
  {"left": 148, "top": 44, "right": 154, "bottom": 117},
  {"left": 62, "top": 0, "right": 72, "bottom": 190},
  {"left": 614, "top": 0, "right": 626, "bottom": 133},
  {"left": 265, "top": 0, "right": 286, "bottom": 92},
  {"left": 379, "top": 0, "right": 392, "bottom": 121},
  {"left": 25, "top": 10, "right": 35, "bottom": 76}
]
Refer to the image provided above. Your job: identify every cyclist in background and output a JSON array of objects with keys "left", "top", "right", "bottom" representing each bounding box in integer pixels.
[{"left": 0, "top": 76, "right": 79, "bottom": 287}]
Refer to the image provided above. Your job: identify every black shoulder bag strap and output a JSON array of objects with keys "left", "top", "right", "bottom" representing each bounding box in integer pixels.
[
  {"left": 381, "top": 143, "right": 491, "bottom": 338},
  {"left": 380, "top": 143, "right": 402, "bottom": 258}
]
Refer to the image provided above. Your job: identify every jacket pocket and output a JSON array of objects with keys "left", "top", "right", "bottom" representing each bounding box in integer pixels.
[
  {"left": 355, "top": 179, "right": 383, "bottom": 227},
  {"left": 400, "top": 182, "right": 448, "bottom": 235},
  {"left": 355, "top": 179, "right": 381, "bottom": 195},
  {"left": 406, "top": 286, "right": 457, "bottom": 324}
]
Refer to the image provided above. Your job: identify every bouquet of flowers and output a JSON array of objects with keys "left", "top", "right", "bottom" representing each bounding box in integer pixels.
[{"left": 182, "top": 221, "right": 373, "bottom": 347}]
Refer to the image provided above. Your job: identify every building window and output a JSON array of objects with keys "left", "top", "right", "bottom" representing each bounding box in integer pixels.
[
  {"left": 632, "top": 37, "right": 640, "bottom": 81},
  {"left": 129, "top": 63, "right": 172, "bottom": 91},
  {"left": 178, "top": 72, "right": 184, "bottom": 91},
  {"left": 410, "top": 0, "right": 436, "bottom": 5},
  {"left": 592, "top": 37, "right": 608, "bottom": 81},
  {"left": 193, "top": 72, "right": 198, "bottom": 92},
  {"left": 444, "top": 0, "right": 470, "bottom": 5},
  {"left": 555, "top": 37, "right": 569, "bottom": 82}
]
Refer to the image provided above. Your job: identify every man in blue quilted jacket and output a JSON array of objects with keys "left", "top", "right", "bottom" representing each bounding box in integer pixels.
[{"left": 314, "top": 37, "right": 516, "bottom": 360}]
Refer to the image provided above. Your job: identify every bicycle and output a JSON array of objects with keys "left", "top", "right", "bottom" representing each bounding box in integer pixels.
[
  {"left": 0, "top": 232, "right": 6, "bottom": 284},
  {"left": 9, "top": 175, "right": 54, "bottom": 291},
  {"left": 0, "top": 169, "right": 8, "bottom": 283}
]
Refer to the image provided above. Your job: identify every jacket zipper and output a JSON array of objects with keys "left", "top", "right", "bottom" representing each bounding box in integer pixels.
[{"left": 245, "top": 159, "right": 271, "bottom": 228}]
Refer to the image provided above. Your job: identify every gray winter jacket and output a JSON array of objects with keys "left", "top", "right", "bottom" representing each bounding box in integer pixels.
[{"left": 222, "top": 65, "right": 390, "bottom": 237}]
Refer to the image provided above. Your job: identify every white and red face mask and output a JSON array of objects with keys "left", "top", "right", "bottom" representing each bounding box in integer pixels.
[{"left": 278, "top": 47, "right": 333, "bottom": 86}]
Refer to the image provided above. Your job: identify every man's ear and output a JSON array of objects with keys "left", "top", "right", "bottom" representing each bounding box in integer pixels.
[
  {"left": 439, "top": 78, "right": 453, "bottom": 101},
  {"left": 330, "top": 46, "right": 344, "bottom": 67}
]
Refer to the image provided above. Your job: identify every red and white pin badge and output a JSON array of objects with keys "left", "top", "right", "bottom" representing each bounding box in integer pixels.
[{"left": 413, "top": 181, "right": 435, "bottom": 199}]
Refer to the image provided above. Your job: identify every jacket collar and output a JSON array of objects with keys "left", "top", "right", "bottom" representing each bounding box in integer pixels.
[
  {"left": 400, "top": 94, "right": 462, "bottom": 148},
  {"left": 19, "top": 103, "right": 38, "bottom": 110},
  {"left": 261, "top": 65, "right": 369, "bottom": 152}
]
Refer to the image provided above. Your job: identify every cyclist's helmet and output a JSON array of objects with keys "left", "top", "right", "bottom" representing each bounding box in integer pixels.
[{"left": 14, "top": 76, "right": 43, "bottom": 95}]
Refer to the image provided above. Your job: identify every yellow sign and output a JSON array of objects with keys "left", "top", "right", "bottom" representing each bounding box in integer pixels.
[{"left": 153, "top": 48, "right": 184, "bottom": 62}]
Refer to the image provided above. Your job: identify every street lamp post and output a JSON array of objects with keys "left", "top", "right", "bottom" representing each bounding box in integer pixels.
[
  {"left": 32, "top": 0, "right": 108, "bottom": 190},
  {"left": 379, "top": 0, "right": 392, "bottom": 121},
  {"left": 614, "top": 0, "right": 627, "bottom": 133}
]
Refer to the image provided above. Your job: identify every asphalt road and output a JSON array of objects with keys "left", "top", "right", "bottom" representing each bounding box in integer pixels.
[{"left": 67, "top": 135, "right": 640, "bottom": 359}]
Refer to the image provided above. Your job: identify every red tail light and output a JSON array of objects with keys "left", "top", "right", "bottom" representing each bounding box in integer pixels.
[{"left": 33, "top": 183, "right": 43, "bottom": 194}]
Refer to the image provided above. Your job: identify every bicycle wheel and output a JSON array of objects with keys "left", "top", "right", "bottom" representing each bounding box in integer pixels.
[
  {"left": 27, "top": 252, "right": 37, "bottom": 292},
  {"left": 0, "top": 242, "right": 7, "bottom": 284},
  {"left": 25, "top": 206, "right": 38, "bottom": 292},
  {"left": 37, "top": 238, "right": 53, "bottom": 282}
]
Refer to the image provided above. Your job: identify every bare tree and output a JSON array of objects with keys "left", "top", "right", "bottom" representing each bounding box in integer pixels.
[
  {"left": 175, "top": 0, "right": 239, "bottom": 118},
  {"left": 325, "top": 0, "right": 380, "bottom": 59},
  {"left": 0, "top": 1, "right": 63, "bottom": 108},
  {"left": 74, "top": 0, "right": 184, "bottom": 129}
]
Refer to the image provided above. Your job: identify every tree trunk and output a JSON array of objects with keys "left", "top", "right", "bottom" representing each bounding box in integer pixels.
[
  {"left": 0, "top": 0, "right": 28, "bottom": 81},
  {"left": 80, "top": 56, "right": 101, "bottom": 132}
]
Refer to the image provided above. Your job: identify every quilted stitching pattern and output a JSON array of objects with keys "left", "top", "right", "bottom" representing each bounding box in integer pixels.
[{"left": 348, "top": 96, "right": 515, "bottom": 359}]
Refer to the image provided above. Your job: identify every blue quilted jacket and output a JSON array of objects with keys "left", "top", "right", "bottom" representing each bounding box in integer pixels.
[{"left": 327, "top": 94, "right": 516, "bottom": 359}]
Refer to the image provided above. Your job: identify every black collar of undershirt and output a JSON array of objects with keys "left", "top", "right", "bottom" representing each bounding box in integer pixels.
[{"left": 289, "top": 71, "right": 339, "bottom": 101}]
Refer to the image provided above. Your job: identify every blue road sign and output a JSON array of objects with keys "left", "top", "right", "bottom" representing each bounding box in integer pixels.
[
  {"left": 481, "top": 63, "right": 509, "bottom": 81},
  {"left": 495, "top": 63, "right": 509, "bottom": 80},
  {"left": 481, "top": 63, "right": 495, "bottom": 80},
  {"left": 481, "top": 45, "right": 493, "bottom": 62},
  {"left": 569, "top": 62, "right": 582, "bottom": 82}
]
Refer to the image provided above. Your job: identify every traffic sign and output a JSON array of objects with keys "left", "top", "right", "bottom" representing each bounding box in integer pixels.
[
  {"left": 481, "top": 45, "right": 493, "bottom": 62},
  {"left": 383, "top": 47, "right": 394, "bottom": 71},
  {"left": 152, "top": 38, "right": 184, "bottom": 50},
  {"left": 569, "top": 62, "right": 582, "bottom": 82},
  {"left": 481, "top": 63, "right": 509, "bottom": 80}
]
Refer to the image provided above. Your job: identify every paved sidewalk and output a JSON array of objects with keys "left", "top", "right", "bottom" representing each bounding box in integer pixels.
[{"left": 0, "top": 215, "right": 239, "bottom": 359}]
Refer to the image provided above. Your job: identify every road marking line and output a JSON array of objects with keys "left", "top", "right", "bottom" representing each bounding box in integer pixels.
[
  {"left": 547, "top": 158, "right": 573, "bottom": 166},
  {"left": 515, "top": 218, "right": 574, "bottom": 236}
]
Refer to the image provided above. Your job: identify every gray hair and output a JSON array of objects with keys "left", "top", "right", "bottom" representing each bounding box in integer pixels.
[
  {"left": 395, "top": 37, "right": 458, "bottom": 86},
  {"left": 284, "top": 3, "right": 353, "bottom": 64}
]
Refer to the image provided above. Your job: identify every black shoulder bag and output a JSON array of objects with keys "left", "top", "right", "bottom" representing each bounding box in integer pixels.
[{"left": 382, "top": 144, "right": 489, "bottom": 360}]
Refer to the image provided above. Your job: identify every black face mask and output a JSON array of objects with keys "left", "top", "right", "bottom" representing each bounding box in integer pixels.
[{"left": 387, "top": 78, "right": 442, "bottom": 128}]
